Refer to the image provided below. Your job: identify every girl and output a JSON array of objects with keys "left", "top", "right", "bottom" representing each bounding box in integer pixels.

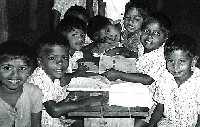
[{"left": 0, "top": 40, "right": 43, "bottom": 127}]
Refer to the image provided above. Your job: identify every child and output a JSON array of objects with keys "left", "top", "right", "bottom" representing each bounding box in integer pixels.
[
  {"left": 102, "top": 12, "right": 170, "bottom": 85},
  {"left": 121, "top": 1, "right": 149, "bottom": 57},
  {"left": 0, "top": 40, "right": 43, "bottom": 127},
  {"left": 83, "top": 15, "right": 122, "bottom": 57},
  {"left": 28, "top": 32, "right": 102, "bottom": 127},
  {"left": 57, "top": 15, "right": 90, "bottom": 73},
  {"left": 140, "top": 33, "right": 200, "bottom": 127}
]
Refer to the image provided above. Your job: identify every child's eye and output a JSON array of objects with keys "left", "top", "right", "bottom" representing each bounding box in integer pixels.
[
  {"left": 0, "top": 65, "right": 12, "bottom": 71},
  {"left": 18, "top": 66, "right": 28, "bottom": 71},
  {"left": 153, "top": 31, "right": 160, "bottom": 36},
  {"left": 143, "top": 29, "right": 150, "bottom": 34},
  {"left": 62, "top": 56, "right": 69, "bottom": 60},
  {"left": 48, "top": 56, "right": 55, "bottom": 60}
]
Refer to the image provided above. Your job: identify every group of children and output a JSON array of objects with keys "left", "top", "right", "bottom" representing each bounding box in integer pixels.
[{"left": 0, "top": 1, "right": 200, "bottom": 127}]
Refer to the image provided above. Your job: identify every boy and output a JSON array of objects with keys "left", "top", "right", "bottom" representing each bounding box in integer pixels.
[
  {"left": 138, "top": 34, "right": 200, "bottom": 127},
  {"left": 28, "top": 32, "right": 102, "bottom": 127}
]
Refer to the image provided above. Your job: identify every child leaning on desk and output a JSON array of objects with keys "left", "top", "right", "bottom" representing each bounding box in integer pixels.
[
  {"left": 27, "top": 32, "right": 102, "bottom": 127},
  {"left": 136, "top": 34, "right": 200, "bottom": 127}
]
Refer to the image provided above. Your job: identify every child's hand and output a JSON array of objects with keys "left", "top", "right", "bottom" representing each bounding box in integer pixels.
[
  {"left": 101, "top": 68, "right": 121, "bottom": 81},
  {"left": 74, "top": 62, "right": 89, "bottom": 77},
  {"left": 82, "top": 96, "right": 105, "bottom": 107},
  {"left": 104, "top": 47, "right": 121, "bottom": 56}
]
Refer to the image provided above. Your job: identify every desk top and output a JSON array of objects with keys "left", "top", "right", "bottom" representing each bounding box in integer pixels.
[{"left": 67, "top": 105, "right": 149, "bottom": 118}]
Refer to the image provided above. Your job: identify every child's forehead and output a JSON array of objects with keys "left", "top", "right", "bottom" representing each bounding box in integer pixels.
[
  {"left": 40, "top": 44, "right": 69, "bottom": 54},
  {"left": 126, "top": 7, "right": 142, "bottom": 16},
  {"left": 0, "top": 55, "right": 28, "bottom": 65},
  {"left": 166, "top": 49, "right": 191, "bottom": 58},
  {"left": 145, "top": 21, "right": 161, "bottom": 30}
]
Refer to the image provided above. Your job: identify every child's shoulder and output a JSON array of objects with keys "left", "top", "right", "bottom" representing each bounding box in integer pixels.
[{"left": 23, "top": 82, "right": 43, "bottom": 96}]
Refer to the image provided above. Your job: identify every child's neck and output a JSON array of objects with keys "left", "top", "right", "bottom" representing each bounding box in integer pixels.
[
  {"left": 0, "top": 84, "right": 23, "bottom": 94},
  {"left": 175, "top": 71, "right": 193, "bottom": 87},
  {"left": 69, "top": 49, "right": 78, "bottom": 57}
]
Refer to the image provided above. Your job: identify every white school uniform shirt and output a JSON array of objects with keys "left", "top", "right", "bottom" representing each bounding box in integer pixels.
[
  {"left": 153, "top": 67, "right": 200, "bottom": 127},
  {"left": 136, "top": 46, "right": 166, "bottom": 82},
  {"left": 27, "top": 67, "right": 73, "bottom": 127}
]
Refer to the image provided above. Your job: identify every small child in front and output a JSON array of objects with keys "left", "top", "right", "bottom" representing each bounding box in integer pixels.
[
  {"left": 0, "top": 40, "right": 43, "bottom": 127},
  {"left": 139, "top": 33, "right": 200, "bottom": 127},
  {"left": 28, "top": 32, "right": 101, "bottom": 127}
]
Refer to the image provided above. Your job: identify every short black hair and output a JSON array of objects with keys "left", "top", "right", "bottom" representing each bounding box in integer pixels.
[
  {"left": 0, "top": 40, "right": 37, "bottom": 70},
  {"left": 87, "top": 15, "right": 111, "bottom": 41},
  {"left": 34, "top": 31, "right": 70, "bottom": 57},
  {"left": 64, "top": 5, "right": 89, "bottom": 21},
  {"left": 141, "top": 12, "right": 171, "bottom": 37},
  {"left": 124, "top": 1, "right": 148, "bottom": 18},
  {"left": 57, "top": 15, "right": 87, "bottom": 33},
  {"left": 164, "top": 33, "right": 198, "bottom": 58}
]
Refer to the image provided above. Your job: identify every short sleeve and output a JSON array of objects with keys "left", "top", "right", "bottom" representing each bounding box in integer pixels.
[
  {"left": 197, "top": 87, "right": 200, "bottom": 114},
  {"left": 31, "top": 85, "right": 43, "bottom": 113},
  {"left": 152, "top": 82, "right": 165, "bottom": 104}
]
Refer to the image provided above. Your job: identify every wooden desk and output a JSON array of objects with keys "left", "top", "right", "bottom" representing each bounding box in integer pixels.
[{"left": 67, "top": 104, "right": 149, "bottom": 118}]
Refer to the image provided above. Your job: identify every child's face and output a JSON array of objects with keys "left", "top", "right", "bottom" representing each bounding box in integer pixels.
[
  {"left": 38, "top": 45, "right": 69, "bottom": 80},
  {"left": 99, "top": 25, "right": 121, "bottom": 44},
  {"left": 0, "top": 58, "right": 31, "bottom": 91},
  {"left": 166, "top": 49, "right": 195, "bottom": 84},
  {"left": 124, "top": 8, "right": 143, "bottom": 33},
  {"left": 141, "top": 22, "right": 166, "bottom": 52},
  {"left": 64, "top": 28, "right": 85, "bottom": 51}
]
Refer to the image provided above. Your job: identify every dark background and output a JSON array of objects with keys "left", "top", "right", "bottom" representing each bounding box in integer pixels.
[{"left": 5, "top": 0, "right": 200, "bottom": 47}]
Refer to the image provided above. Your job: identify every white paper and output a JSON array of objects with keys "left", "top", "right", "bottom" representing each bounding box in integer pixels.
[
  {"left": 109, "top": 82, "right": 154, "bottom": 108},
  {"left": 67, "top": 76, "right": 111, "bottom": 91}
]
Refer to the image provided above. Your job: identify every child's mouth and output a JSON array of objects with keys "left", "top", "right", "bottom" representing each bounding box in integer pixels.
[
  {"left": 8, "top": 79, "right": 20, "bottom": 84},
  {"left": 55, "top": 69, "right": 63, "bottom": 74}
]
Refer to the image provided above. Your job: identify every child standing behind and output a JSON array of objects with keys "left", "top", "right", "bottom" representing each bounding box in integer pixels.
[
  {"left": 57, "top": 15, "right": 89, "bottom": 73},
  {"left": 0, "top": 40, "right": 43, "bottom": 127},
  {"left": 28, "top": 32, "right": 101, "bottom": 127},
  {"left": 83, "top": 15, "right": 122, "bottom": 57},
  {"left": 140, "top": 33, "right": 200, "bottom": 127},
  {"left": 121, "top": 1, "right": 149, "bottom": 57}
]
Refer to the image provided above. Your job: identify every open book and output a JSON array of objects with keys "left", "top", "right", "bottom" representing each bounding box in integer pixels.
[{"left": 99, "top": 55, "right": 137, "bottom": 74}]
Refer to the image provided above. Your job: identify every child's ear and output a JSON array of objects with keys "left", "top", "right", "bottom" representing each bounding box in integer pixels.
[
  {"left": 37, "top": 58, "right": 42, "bottom": 66},
  {"left": 192, "top": 56, "right": 199, "bottom": 67}
]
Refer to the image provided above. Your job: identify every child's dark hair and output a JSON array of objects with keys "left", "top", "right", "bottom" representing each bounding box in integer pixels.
[
  {"left": 34, "top": 31, "right": 70, "bottom": 57},
  {"left": 124, "top": 1, "right": 148, "bottom": 18},
  {"left": 87, "top": 15, "right": 112, "bottom": 41},
  {"left": 57, "top": 15, "right": 87, "bottom": 34},
  {"left": 0, "top": 40, "right": 37, "bottom": 70},
  {"left": 164, "top": 33, "right": 198, "bottom": 58},
  {"left": 141, "top": 12, "right": 171, "bottom": 37},
  {"left": 64, "top": 5, "right": 89, "bottom": 22}
]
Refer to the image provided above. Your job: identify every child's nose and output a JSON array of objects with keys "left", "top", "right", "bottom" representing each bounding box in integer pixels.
[{"left": 11, "top": 68, "right": 19, "bottom": 77}]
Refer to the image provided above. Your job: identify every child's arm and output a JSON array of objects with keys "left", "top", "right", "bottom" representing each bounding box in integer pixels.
[
  {"left": 102, "top": 69, "right": 154, "bottom": 85},
  {"left": 31, "top": 111, "right": 42, "bottom": 127},
  {"left": 134, "top": 103, "right": 164, "bottom": 127},
  {"left": 195, "top": 115, "right": 200, "bottom": 127},
  {"left": 43, "top": 96, "right": 103, "bottom": 118}
]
